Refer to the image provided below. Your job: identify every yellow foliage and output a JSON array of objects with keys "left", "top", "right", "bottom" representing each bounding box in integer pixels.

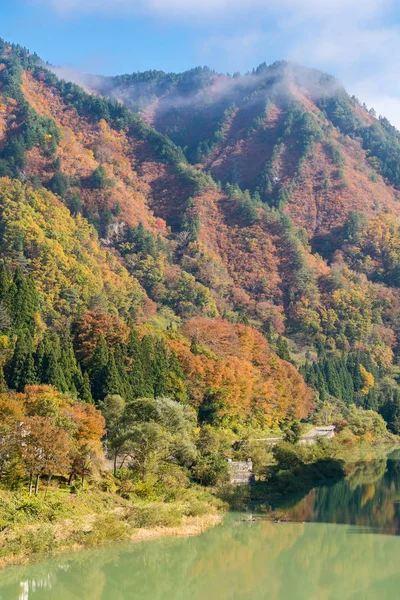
[
  {"left": 0, "top": 178, "right": 146, "bottom": 320},
  {"left": 360, "top": 364, "right": 375, "bottom": 395},
  {"left": 0, "top": 335, "right": 9, "bottom": 349}
]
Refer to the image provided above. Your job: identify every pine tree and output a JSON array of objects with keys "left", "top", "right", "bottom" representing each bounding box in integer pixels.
[
  {"left": 21, "top": 352, "right": 37, "bottom": 389},
  {"left": 190, "top": 336, "right": 199, "bottom": 355},
  {"left": 90, "top": 335, "right": 109, "bottom": 402},
  {"left": 276, "top": 336, "right": 291, "bottom": 362},
  {"left": 0, "top": 264, "right": 11, "bottom": 305},
  {"left": 7, "top": 332, "right": 35, "bottom": 391},
  {"left": 347, "top": 354, "right": 363, "bottom": 393},
  {"left": 9, "top": 268, "right": 39, "bottom": 333},
  {"left": 126, "top": 329, "right": 146, "bottom": 397},
  {"left": 80, "top": 370, "right": 94, "bottom": 404},
  {"left": 114, "top": 344, "right": 132, "bottom": 400},
  {"left": 102, "top": 353, "right": 124, "bottom": 399},
  {"left": 59, "top": 332, "right": 80, "bottom": 392},
  {"left": 324, "top": 359, "right": 342, "bottom": 399},
  {"left": 44, "top": 349, "right": 68, "bottom": 392},
  {"left": 35, "top": 331, "right": 68, "bottom": 392},
  {"left": 141, "top": 335, "right": 155, "bottom": 397},
  {"left": 152, "top": 338, "right": 168, "bottom": 397}
]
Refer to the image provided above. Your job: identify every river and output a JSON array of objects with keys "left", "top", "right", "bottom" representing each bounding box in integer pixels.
[{"left": 2, "top": 451, "right": 400, "bottom": 599}]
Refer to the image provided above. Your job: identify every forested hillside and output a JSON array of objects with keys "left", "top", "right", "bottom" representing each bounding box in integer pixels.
[{"left": 0, "top": 36, "right": 399, "bottom": 515}]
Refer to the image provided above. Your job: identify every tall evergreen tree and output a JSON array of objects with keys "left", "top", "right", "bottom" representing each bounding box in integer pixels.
[
  {"left": 35, "top": 331, "right": 68, "bottom": 392},
  {"left": 114, "top": 344, "right": 132, "bottom": 400},
  {"left": 59, "top": 332, "right": 80, "bottom": 392},
  {"left": 6, "top": 332, "right": 35, "bottom": 391},
  {"left": 0, "top": 264, "right": 11, "bottom": 307},
  {"left": 9, "top": 268, "right": 39, "bottom": 333},
  {"left": 276, "top": 336, "right": 292, "bottom": 362},
  {"left": 126, "top": 329, "right": 146, "bottom": 397},
  {"left": 22, "top": 352, "right": 37, "bottom": 389},
  {"left": 80, "top": 370, "right": 94, "bottom": 404},
  {"left": 141, "top": 335, "right": 155, "bottom": 397},
  {"left": 90, "top": 335, "right": 109, "bottom": 402},
  {"left": 152, "top": 338, "right": 169, "bottom": 397},
  {"left": 102, "top": 353, "right": 124, "bottom": 399}
]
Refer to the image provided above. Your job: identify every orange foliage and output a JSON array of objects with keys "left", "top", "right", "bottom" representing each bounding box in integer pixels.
[
  {"left": 74, "top": 311, "right": 130, "bottom": 362},
  {"left": 168, "top": 318, "right": 313, "bottom": 426},
  {"left": 0, "top": 386, "right": 105, "bottom": 488}
]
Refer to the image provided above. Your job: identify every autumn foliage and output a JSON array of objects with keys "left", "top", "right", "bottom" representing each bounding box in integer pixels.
[{"left": 0, "top": 385, "right": 105, "bottom": 494}]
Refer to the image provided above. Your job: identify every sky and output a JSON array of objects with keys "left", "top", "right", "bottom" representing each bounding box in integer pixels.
[{"left": 2, "top": 0, "right": 400, "bottom": 125}]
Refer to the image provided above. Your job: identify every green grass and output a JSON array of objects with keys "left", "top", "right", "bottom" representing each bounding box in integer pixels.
[{"left": 0, "top": 481, "right": 225, "bottom": 566}]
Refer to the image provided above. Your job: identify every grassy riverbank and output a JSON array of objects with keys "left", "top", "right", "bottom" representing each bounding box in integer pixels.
[{"left": 0, "top": 486, "right": 225, "bottom": 568}]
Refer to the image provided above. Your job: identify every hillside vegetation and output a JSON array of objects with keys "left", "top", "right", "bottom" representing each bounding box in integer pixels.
[{"left": 0, "top": 38, "right": 399, "bottom": 562}]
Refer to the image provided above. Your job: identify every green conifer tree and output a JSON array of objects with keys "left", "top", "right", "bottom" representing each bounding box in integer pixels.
[
  {"left": 21, "top": 352, "right": 37, "bottom": 389},
  {"left": 80, "top": 370, "right": 94, "bottom": 404},
  {"left": 126, "top": 329, "right": 146, "bottom": 397},
  {"left": 9, "top": 268, "right": 39, "bottom": 333},
  {"left": 0, "top": 264, "right": 11, "bottom": 304},
  {"left": 102, "top": 353, "right": 124, "bottom": 399},
  {"left": 7, "top": 332, "right": 35, "bottom": 391},
  {"left": 59, "top": 332, "right": 80, "bottom": 392},
  {"left": 90, "top": 335, "right": 109, "bottom": 402},
  {"left": 141, "top": 335, "right": 155, "bottom": 397},
  {"left": 114, "top": 344, "right": 132, "bottom": 400},
  {"left": 276, "top": 336, "right": 291, "bottom": 362},
  {"left": 152, "top": 338, "right": 169, "bottom": 397}
]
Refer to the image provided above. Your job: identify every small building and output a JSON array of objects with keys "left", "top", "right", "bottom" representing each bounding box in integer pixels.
[{"left": 227, "top": 458, "right": 255, "bottom": 485}]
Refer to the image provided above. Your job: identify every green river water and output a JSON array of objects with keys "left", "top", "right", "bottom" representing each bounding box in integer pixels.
[{"left": 2, "top": 452, "right": 400, "bottom": 599}]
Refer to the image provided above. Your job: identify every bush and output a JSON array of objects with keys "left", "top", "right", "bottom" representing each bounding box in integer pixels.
[
  {"left": 78, "top": 514, "right": 127, "bottom": 547},
  {"left": 3, "top": 524, "right": 57, "bottom": 557},
  {"left": 127, "top": 502, "right": 183, "bottom": 528}
]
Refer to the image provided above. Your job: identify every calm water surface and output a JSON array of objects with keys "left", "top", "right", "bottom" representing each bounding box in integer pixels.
[{"left": 2, "top": 452, "right": 400, "bottom": 599}]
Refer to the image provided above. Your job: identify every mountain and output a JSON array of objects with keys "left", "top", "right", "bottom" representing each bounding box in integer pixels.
[
  {"left": 1, "top": 39, "right": 400, "bottom": 433},
  {"left": 95, "top": 62, "right": 400, "bottom": 236}
]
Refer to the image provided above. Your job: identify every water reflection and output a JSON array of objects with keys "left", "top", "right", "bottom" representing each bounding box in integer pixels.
[
  {"left": 2, "top": 453, "right": 400, "bottom": 600},
  {"left": 276, "top": 453, "right": 400, "bottom": 534}
]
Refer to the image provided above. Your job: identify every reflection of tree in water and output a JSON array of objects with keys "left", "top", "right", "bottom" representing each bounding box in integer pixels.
[{"left": 283, "top": 456, "right": 400, "bottom": 534}]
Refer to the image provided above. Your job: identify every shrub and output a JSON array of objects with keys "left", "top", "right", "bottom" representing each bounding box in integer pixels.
[
  {"left": 127, "top": 502, "right": 183, "bottom": 528},
  {"left": 79, "top": 514, "right": 127, "bottom": 547}
]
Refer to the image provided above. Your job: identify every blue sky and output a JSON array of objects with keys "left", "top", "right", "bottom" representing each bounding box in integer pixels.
[{"left": 3, "top": 0, "right": 400, "bottom": 125}]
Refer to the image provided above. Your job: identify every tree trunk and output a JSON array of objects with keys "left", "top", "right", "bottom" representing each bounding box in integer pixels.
[
  {"left": 68, "top": 472, "right": 73, "bottom": 486},
  {"left": 35, "top": 474, "right": 40, "bottom": 495},
  {"left": 81, "top": 472, "right": 85, "bottom": 488},
  {"left": 113, "top": 452, "right": 118, "bottom": 477},
  {"left": 29, "top": 473, "right": 33, "bottom": 496},
  {"left": 45, "top": 474, "right": 52, "bottom": 497}
]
